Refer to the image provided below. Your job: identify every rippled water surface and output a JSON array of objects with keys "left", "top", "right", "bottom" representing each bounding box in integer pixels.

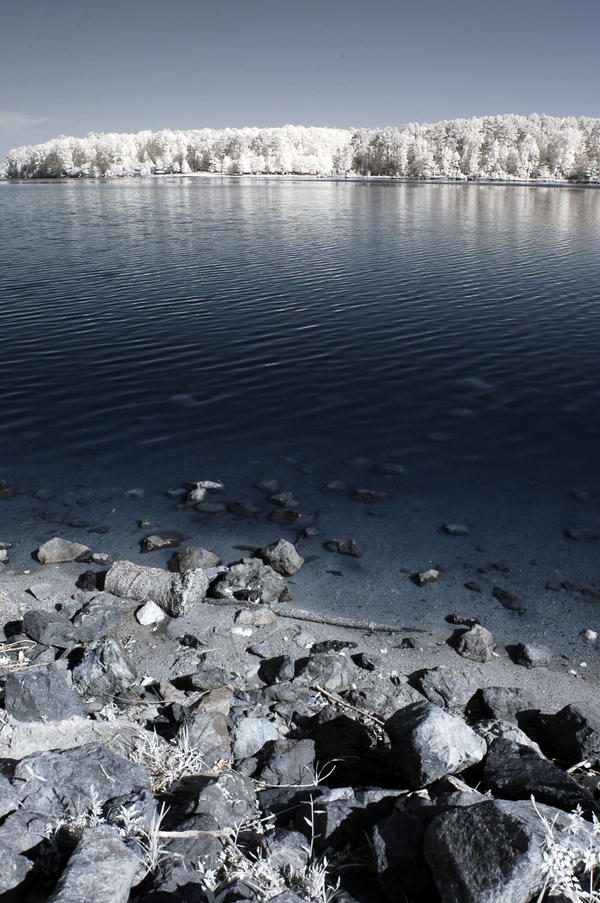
[{"left": 1, "top": 178, "right": 599, "bottom": 481}]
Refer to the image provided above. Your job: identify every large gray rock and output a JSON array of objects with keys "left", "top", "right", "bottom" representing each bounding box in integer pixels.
[
  {"left": 22, "top": 608, "right": 77, "bottom": 648},
  {"left": 72, "top": 637, "right": 136, "bottom": 697},
  {"left": 105, "top": 559, "right": 209, "bottom": 617},
  {"left": 455, "top": 624, "right": 495, "bottom": 663},
  {"left": 47, "top": 825, "right": 139, "bottom": 903},
  {"left": 36, "top": 537, "right": 90, "bottom": 564},
  {"left": 0, "top": 841, "right": 34, "bottom": 895},
  {"left": 177, "top": 711, "right": 231, "bottom": 766},
  {"left": 258, "top": 738, "right": 316, "bottom": 786},
  {"left": 483, "top": 738, "right": 597, "bottom": 813},
  {"left": 0, "top": 774, "right": 19, "bottom": 819},
  {"left": 231, "top": 716, "right": 281, "bottom": 760},
  {"left": 257, "top": 539, "right": 304, "bottom": 576},
  {"left": 211, "top": 557, "right": 289, "bottom": 604},
  {"left": 186, "top": 772, "right": 257, "bottom": 828},
  {"left": 4, "top": 667, "right": 87, "bottom": 722},
  {"left": 71, "top": 593, "right": 122, "bottom": 642},
  {"left": 535, "top": 702, "right": 600, "bottom": 765},
  {"left": 415, "top": 666, "right": 478, "bottom": 710},
  {"left": 170, "top": 545, "right": 221, "bottom": 573},
  {"left": 13, "top": 742, "right": 152, "bottom": 820},
  {"left": 477, "top": 686, "right": 535, "bottom": 723},
  {"left": 385, "top": 701, "right": 487, "bottom": 787},
  {"left": 424, "top": 799, "right": 589, "bottom": 903}
]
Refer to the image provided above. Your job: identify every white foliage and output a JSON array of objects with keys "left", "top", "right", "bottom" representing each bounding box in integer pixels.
[{"left": 3, "top": 115, "right": 600, "bottom": 182}]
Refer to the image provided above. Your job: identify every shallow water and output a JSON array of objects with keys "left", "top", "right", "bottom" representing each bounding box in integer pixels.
[{"left": 1, "top": 178, "right": 600, "bottom": 483}]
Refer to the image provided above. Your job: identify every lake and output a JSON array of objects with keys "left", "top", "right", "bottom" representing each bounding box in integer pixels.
[{"left": 1, "top": 177, "right": 599, "bottom": 485}]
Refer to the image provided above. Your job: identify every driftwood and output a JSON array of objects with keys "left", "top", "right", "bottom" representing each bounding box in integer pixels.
[{"left": 105, "top": 560, "right": 209, "bottom": 617}]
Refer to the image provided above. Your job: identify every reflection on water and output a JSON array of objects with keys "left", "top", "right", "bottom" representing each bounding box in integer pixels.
[{"left": 1, "top": 179, "right": 599, "bottom": 482}]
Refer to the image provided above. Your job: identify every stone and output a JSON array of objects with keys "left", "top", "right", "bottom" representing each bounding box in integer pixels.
[
  {"left": 413, "top": 568, "right": 440, "bottom": 586},
  {"left": 4, "top": 667, "right": 87, "bottom": 722},
  {"left": 370, "top": 810, "right": 432, "bottom": 902},
  {"left": 0, "top": 842, "right": 34, "bottom": 895},
  {"left": 71, "top": 593, "right": 122, "bottom": 642},
  {"left": 140, "top": 531, "right": 186, "bottom": 553},
  {"left": 351, "top": 488, "right": 388, "bottom": 503},
  {"left": 163, "top": 813, "right": 223, "bottom": 870},
  {"left": 476, "top": 719, "right": 543, "bottom": 754},
  {"left": 296, "top": 787, "right": 399, "bottom": 853},
  {"left": 492, "top": 586, "right": 523, "bottom": 612},
  {"left": 136, "top": 599, "right": 167, "bottom": 626},
  {"left": 105, "top": 559, "right": 209, "bottom": 616},
  {"left": 535, "top": 702, "right": 600, "bottom": 765},
  {"left": 76, "top": 570, "right": 99, "bottom": 590},
  {"left": 178, "top": 711, "right": 231, "bottom": 766},
  {"left": 36, "top": 537, "right": 90, "bottom": 564},
  {"left": 0, "top": 809, "right": 49, "bottom": 853},
  {"left": 235, "top": 607, "right": 277, "bottom": 627},
  {"left": 47, "top": 825, "right": 139, "bottom": 903},
  {"left": 0, "top": 713, "right": 139, "bottom": 760},
  {"left": 564, "top": 525, "right": 600, "bottom": 541},
  {"left": 231, "top": 716, "right": 281, "bottom": 760},
  {"left": 72, "top": 637, "right": 136, "bottom": 697},
  {"left": 424, "top": 799, "right": 591, "bottom": 903},
  {"left": 416, "top": 666, "right": 478, "bottom": 710},
  {"left": 477, "top": 686, "right": 535, "bottom": 722},
  {"left": 455, "top": 624, "right": 495, "bottom": 662},
  {"left": 258, "top": 654, "right": 295, "bottom": 684},
  {"left": 258, "top": 739, "right": 316, "bottom": 786},
  {"left": 440, "top": 523, "right": 469, "bottom": 535},
  {"left": 171, "top": 545, "right": 221, "bottom": 572},
  {"left": 186, "top": 772, "right": 257, "bottom": 828},
  {"left": 323, "top": 538, "right": 361, "bottom": 557},
  {"left": 513, "top": 642, "right": 553, "bottom": 669},
  {"left": 211, "top": 557, "right": 289, "bottom": 604},
  {"left": 373, "top": 462, "right": 406, "bottom": 476},
  {"left": 13, "top": 742, "right": 152, "bottom": 820},
  {"left": 483, "top": 738, "right": 597, "bottom": 813},
  {"left": 257, "top": 539, "right": 304, "bottom": 575},
  {"left": 21, "top": 608, "right": 77, "bottom": 648},
  {"left": 294, "top": 652, "right": 357, "bottom": 693},
  {"left": 385, "top": 701, "right": 487, "bottom": 787},
  {"left": 260, "top": 828, "right": 309, "bottom": 876},
  {"left": 0, "top": 774, "right": 19, "bottom": 819}
]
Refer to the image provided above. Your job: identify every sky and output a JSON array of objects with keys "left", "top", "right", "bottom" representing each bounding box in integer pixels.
[{"left": 1, "top": 0, "right": 599, "bottom": 159}]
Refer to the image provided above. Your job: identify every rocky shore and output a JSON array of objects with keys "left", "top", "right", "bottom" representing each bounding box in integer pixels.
[{"left": 0, "top": 471, "right": 599, "bottom": 902}]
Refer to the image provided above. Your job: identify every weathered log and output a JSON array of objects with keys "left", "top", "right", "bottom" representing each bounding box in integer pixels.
[{"left": 104, "top": 560, "right": 208, "bottom": 617}]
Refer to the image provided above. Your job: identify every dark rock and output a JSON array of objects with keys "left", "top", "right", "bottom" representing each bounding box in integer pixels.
[
  {"left": 564, "top": 525, "right": 600, "bottom": 541},
  {"left": 512, "top": 643, "right": 553, "bottom": 669},
  {"left": 385, "top": 701, "right": 487, "bottom": 787},
  {"left": 322, "top": 538, "right": 361, "bottom": 557},
  {"left": 76, "top": 570, "right": 99, "bottom": 591},
  {"left": 71, "top": 593, "right": 122, "bottom": 642},
  {"left": 464, "top": 582, "right": 482, "bottom": 592},
  {"left": 415, "top": 666, "right": 478, "bottom": 710},
  {"left": 102, "top": 788, "right": 155, "bottom": 831},
  {"left": 535, "top": 702, "right": 600, "bottom": 765},
  {"left": 440, "top": 523, "right": 469, "bottom": 536},
  {"left": 211, "top": 557, "right": 289, "bottom": 604},
  {"left": 424, "top": 799, "right": 589, "bottom": 903},
  {"left": 446, "top": 613, "right": 481, "bottom": 627},
  {"left": 141, "top": 531, "right": 186, "bottom": 553},
  {"left": 22, "top": 608, "right": 77, "bottom": 648},
  {"left": 256, "top": 539, "right": 304, "bottom": 575},
  {"left": 477, "top": 686, "right": 535, "bottom": 723},
  {"left": 311, "top": 639, "right": 358, "bottom": 654},
  {"left": 492, "top": 586, "right": 523, "bottom": 612},
  {"left": 186, "top": 772, "right": 257, "bottom": 828},
  {"left": 13, "top": 742, "right": 152, "bottom": 821},
  {"left": 294, "top": 653, "right": 356, "bottom": 693},
  {"left": 0, "top": 841, "right": 34, "bottom": 896},
  {"left": 455, "top": 624, "right": 495, "bottom": 662},
  {"left": 0, "top": 809, "right": 48, "bottom": 853},
  {"left": 163, "top": 814, "right": 223, "bottom": 870},
  {"left": 258, "top": 655, "right": 295, "bottom": 684},
  {"left": 170, "top": 545, "right": 221, "bottom": 573},
  {"left": 474, "top": 719, "right": 543, "bottom": 755},
  {"left": 370, "top": 810, "right": 433, "bottom": 902},
  {"left": 4, "top": 666, "right": 87, "bottom": 722},
  {"left": 258, "top": 739, "right": 316, "bottom": 786},
  {"left": 47, "top": 825, "right": 139, "bottom": 903},
  {"left": 482, "top": 738, "right": 597, "bottom": 814},
  {"left": 295, "top": 787, "right": 400, "bottom": 852},
  {"left": 178, "top": 711, "right": 231, "bottom": 766},
  {"left": 0, "top": 774, "right": 19, "bottom": 819},
  {"left": 72, "top": 637, "right": 136, "bottom": 697},
  {"left": 259, "top": 828, "right": 309, "bottom": 876}
]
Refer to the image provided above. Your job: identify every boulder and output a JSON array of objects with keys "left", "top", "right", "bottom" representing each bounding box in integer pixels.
[
  {"left": 71, "top": 593, "right": 123, "bottom": 641},
  {"left": 415, "top": 666, "right": 478, "bottom": 710},
  {"left": 211, "top": 557, "right": 289, "bottom": 604},
  {"left": 231, "top": 716, "right": 281, "bottom": 761},
  {"left": 186, "top": 772, "right": 257, "bottom": 829},
  {"left": 47, "top": 825, "right": 139, "bottom": 903},
  {"left": 21, "top": 608, "right": 77, "bottom": 648},
  {"left": 256, "top": 539, "right": 304, "bottom": 576},
  {"left": 4, "top": 666, "right": 87, "bottom": 722},
  {"left": 455, "top": 624, "right": 495, "bottom": 663},
  {"left": 36, "top": 537, "right": 90, "bottom": 564},
  {"left": 385, "top": 701, "right": 487, "bottom": 787},
  {"left": 72, "top": 637, "right": 136, "bottom": 697},
  {"left": 0, "top": 841, "right": 34, "bottom": 895},
  {"left": 535, "top": 702, "right": 600, "bottom": 765}
]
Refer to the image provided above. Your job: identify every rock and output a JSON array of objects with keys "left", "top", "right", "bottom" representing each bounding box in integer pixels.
[
  {"left": 211, "top": 558, "right": 289, "bottom": 604},
  {"left": 257, "top": 539, "right": 304, "bottom": 576},
  {"left": 412, "top": 568, "right": 440, "bottom": 586},
  {"left": 260, "top": 828, "right": 309, "bottom": 876},
  {"left": 0, "top": 774, "right": 19, "bottom": 819},
  {"left": 13, "top": 742, "right": 152, "bottom": 820},
  {"left": 36, "top": 537, "right": 90, "bottom": 564},
  {"left": 0, "top": 549, "right": 8, "bottom": 562},
  {"left": 0, "top": 713, "right": 139, "bottom": 760},
  {"left": 163, "top": 813, "right": 223, "bottom": 870},
  {"left": 416, "top": 666, "right": 478, "bottom": 710},
  {"left": 582, "top": 628, "right": 598, "bottom": 643},
  {"left": 440, "top": 523, "right": 469, "bottom": 536},
  {"left": 140, "top": 531, "right": 186, "bottom": 552},
  {"left": 186, "top": 772, "right": 257, "bottom": 828},
  {"left": 373, "top": 462, "right": 406, "bottom": 476},
  {"left": 76, "top": 570, "right": 100, "bottom": 590},
  {"left": 21, "top": 608, "right": 77, "bottom": 648},
  {"left": 564, "top": 525, "right": 600, "bottom": 541},
  {"left": 105, "top": 559, "right": 209, "bottom": 616},
  {"left": 178, "top": 711, "right": 231, "bottom": 766},
  {"left": 0, "top": 809, "right": 49, "bottom": 853},
  {"left": 385, "top": 701, "right": 487, "bottom": 787},
  {"left": 455, "top": 624, "right": 495, "bottom": 663},
  {"left": 464, "top": 581, "right": 482, "bottom": 592},
  {"left": 235, "top": 607, "right": 277, "bottom": 627},
  {"left": 170, "top": 545, "right": 221, "bottom": 573},
  {"left": 370, "top": 810, "right": 432, "bottom": 902},
  {"left": 258, "top": 738, "right": 316, "bottom": 786},
  {"left": 513, "top": 642, "right": 553, "bottom": 669},
  {"left": 351, "top": 488, "right": 388, "bottom": 503},
  {"left": 323, "top": 538, "right": 361, "bottom": 557},
  {"left": 258, "top": 654, "right": 295, "bottom": 684},
  {"left": 231, "top": 716, "right": 281, "bottom": 760},
  {"left": 424, "top": 799, "right": 590, "bottom": 903},
  {"left": 0, "top": 842, "right": 34, "bottom": 895},
  {"left": 72, "top": 637, "right": 136, "bottom": 697},
  {"left": 4, "top": 667, "right": 87, "bottom": 722},
  {"left": 477, "top": 686, "right": 535, "bottom": 723},
  {"left": 71, "top": 593, "right": 122, "bottom": 642},
  {"left": 446, "top": 613, "right": 480, "bottom": 627},
  {"left": 295, "top": 652, "right": 357, "bottom": 693},
  {"left": 47, "top": 825, "right": 139, "bottom": 903},
  {"left": 535, "top": 702, "right": 600, "bottom": 765},
  {"left": 135, "top": 599, "right": 166, "bottom": 626},
  {"left": 492, "top": 586, "right": 523, "bottom": 611},
  {"left": 268, "top": 508, "right": 310, "bottom": 528},
  {"left": 482, "top": 738, "right": 597, "bottom": 813},
  {"left": 296, "top": 787, "right": 399, "bottom": 852}
]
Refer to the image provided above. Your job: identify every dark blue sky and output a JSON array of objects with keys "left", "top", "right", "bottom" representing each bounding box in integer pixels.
[{"left": 2, "top": 0, "right": 599, "bottom": 157}]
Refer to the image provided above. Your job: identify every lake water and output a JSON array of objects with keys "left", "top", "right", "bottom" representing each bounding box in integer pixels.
[{"left": 1, "top": 178, "right": 599, "bottom": 485}]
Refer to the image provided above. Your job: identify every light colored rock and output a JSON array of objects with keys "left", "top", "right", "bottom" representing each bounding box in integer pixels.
[
  {"left": 135, "top": 600, "right": 166, "bottom": 626},
  {"left": 0, "top": 714, "right": 137, "bottom": 761},
  {"left": 235, "top": 607, "right": 277, "bottom": 626},
  {"left": 440, "top": 524, "right": 469, "bottom": 536},
  {"left": 172, "top": 545, "right": 221, "bottom": 573},
  {"left": 47, "top": 825, "right": 139, "bottom": 903},
  {"left": 414, "top": 568, "right": 440, "bottom": 586},
  {"left": 231, "top": 717, "right": 281, "bottom": 760},
  {"left": 258, "top": 539, "right": 304, "bottom": 576},
  {"left": 36, "top": 537, "right": 90, "bottom": 564}
]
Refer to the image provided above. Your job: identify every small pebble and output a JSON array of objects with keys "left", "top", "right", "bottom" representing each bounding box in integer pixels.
[{"left": 440, "top": 523, "right": 469, "bottom": 536}]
